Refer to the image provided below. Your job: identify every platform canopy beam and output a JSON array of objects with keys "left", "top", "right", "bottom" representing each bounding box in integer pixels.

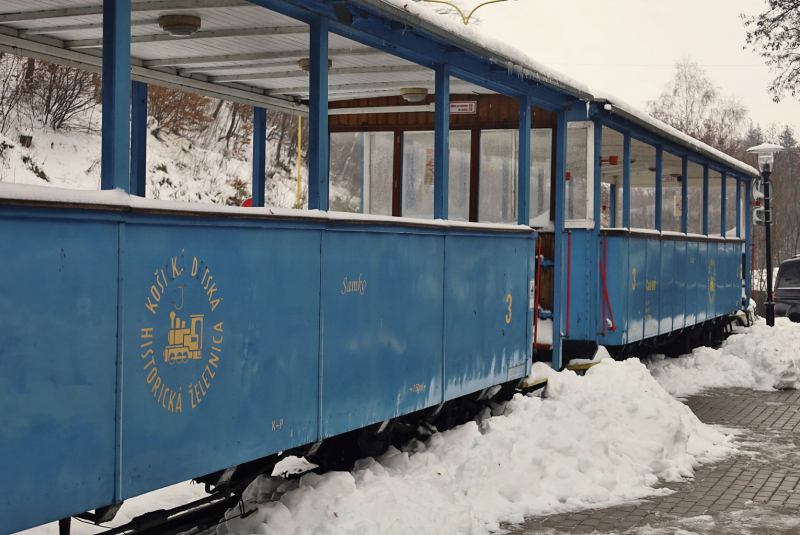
[{"left": 143, "top": 47, "right": 378, "bottom": 69}]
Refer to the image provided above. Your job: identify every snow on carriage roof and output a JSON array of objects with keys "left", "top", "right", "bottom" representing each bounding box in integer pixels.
[{"left": 353, "top": 0, "right": 758, "bottom": 178}]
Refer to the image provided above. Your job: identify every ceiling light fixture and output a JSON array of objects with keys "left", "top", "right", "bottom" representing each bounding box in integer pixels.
[
  {"left": 400, "top": 88, "right": 428, "bottom": 102},
  {"left": 158, "top": 15, "right": 201, "bottom": 37}
]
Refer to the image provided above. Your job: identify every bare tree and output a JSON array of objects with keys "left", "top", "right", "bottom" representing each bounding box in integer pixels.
[
  {"left": 645, "top": 56, "right": 749, "bottom": 157},
  {"left": 744, "top": 0, "right": 800, "bottom": 102}
]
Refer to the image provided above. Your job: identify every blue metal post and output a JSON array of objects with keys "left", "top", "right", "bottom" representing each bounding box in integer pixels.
[
  {"left": 681, "top": 156, "right": 688, "bottom": 233},
  {"left": 593, "top": 121, "right": 603, "bottom": 344},
  {"left": 434, "top": 64, "right": 450, "bottom": 220},
  {"left": 720, "top": 171, "right": 727, "bottom": 236},
  {"left": 736, "top": 178, "right": 742, "bottom": 238},
  {"left": 745, "top": 179, "right": 752, "bottom": 302},
  {"left": 101, "top": 0, "right": 131, "bottom": 192},
  {"left": 702, "top": 164, "right": 709, "bottom": 235},
  {"left": 655, "top": 145, "right": 663, "bottom": 231},
  {"left": 552, "top": 111, "right": 567, "bottom": 369},
  {"left": 593, "top": 122, "right": 602, "bottom": 232},
  {"left": 308, "top": 15, "right": 329, "bottom": 211},
  {"left": 130, "top": 81, "right": 147, "bottom": 197},
  {"left": 517, "top": 97, "right": 531, "bottom": 225},
  {"left": 252, "top": 106, "right": 267, "bottom": 207},
  {"left": 622, "top": 134, "right": 631, "bottom": 228}
]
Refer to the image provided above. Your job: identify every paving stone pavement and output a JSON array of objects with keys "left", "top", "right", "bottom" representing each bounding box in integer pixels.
[{"left": 505, "top": 388, "right": 800, "bottom": 534}]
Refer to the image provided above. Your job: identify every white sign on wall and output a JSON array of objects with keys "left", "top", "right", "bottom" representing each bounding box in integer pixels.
[{"left": 450, "top": 101, "right": 476, "bottom": 114}]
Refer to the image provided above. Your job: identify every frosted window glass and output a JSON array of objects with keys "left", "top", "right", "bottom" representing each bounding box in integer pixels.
[
  {"left": 367, "top": 133, "right": 394, "bottom": 216},
  {"left": 329, "top": 132, "right": 363, "bottom": 213},
  {"left": 566, "top": 126, "right": 588, "bottom": 221},
  {"left": 329, "top": 131, "right": 393, "bottom": 215},
  {"left": 479, "top": 130, "right": 517, "bottom": 224},
  {"left": 530, "top": 128, "right": 552, "bottom": 225}
]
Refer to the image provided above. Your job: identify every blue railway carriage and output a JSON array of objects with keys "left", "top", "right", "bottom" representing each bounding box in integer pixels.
[{"left": 0, "top": 0, "right": 758, "bottom": 533}]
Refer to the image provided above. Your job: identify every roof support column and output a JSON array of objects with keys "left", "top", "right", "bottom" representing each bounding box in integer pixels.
[
  {"left": 720, "top": 171, "right": 727, "bottom": 236},
  {"left": 252, "top": 106, "right": 267, "bottom": 207},
  {"left": 745, "top": 179, "right": 752, "bottom": 305},
  {"left": 517, "top": 96, "right": 531, "bottom": 225},
  {"left": 622, "top": 133, "right": 631, "bottom": 228},
  {"left": 552, "top": 110, "right": 567, "bottom": 369},
  {"left": 736, "top": 178, "right": 742, "bottom": 238},
  {"left": 655, "top": 146, "right": 663, "bottom": 231},
  {"left": 130, "top": 81, "right": 147, "bottom": 197},
  {"left": 702, "top": 164, "right": 709, "bottom": 235},
  {"left": 593, "top": 122, "right": 603, "bottom": 231},
  {"left": 308, "top": 15, "right": 329, "bottom": 211},
  {"left": 609, "top": 184, "right": 617, "bottom": 227},
  {"left": 681, "top": 156, "right": 688, "bottom": 233},
  {"left": 434, "top": 63, "right": 450, "bottom": 220},
  {"left": 101, "top": 0, "right": 131, "bottom": 192}
]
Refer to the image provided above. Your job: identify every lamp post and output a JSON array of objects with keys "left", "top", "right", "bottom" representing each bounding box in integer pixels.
[{"left": 746, "top": 142, "right": 784, "bottom": 326}]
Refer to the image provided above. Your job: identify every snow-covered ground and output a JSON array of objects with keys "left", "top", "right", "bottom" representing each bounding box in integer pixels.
[
  {"left": 18, "top": 320, "right": 800, "bottom": 535},
  {"left": 645, "top": 318, "right": 800, "bottom": 398},
  {"left": 0, "top": 124, "right": 301, "bottom": 208}
]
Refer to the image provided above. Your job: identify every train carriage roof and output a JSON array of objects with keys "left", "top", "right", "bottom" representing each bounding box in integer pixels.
[{"left": 0, "top": 0, "right": 758, "bottom": 178}]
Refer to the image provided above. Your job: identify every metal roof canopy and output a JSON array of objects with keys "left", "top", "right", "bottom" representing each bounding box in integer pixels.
[{"left": 0, "top": 0, "right": 520, "bottom": 116}]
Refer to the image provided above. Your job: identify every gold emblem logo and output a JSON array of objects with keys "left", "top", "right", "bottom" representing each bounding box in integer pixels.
[
  {"left": 140, "top": 251, "right": 225, "bottom": 413},
  {"left": 708, "top": 259, "right": 716, "bottom": 304}
]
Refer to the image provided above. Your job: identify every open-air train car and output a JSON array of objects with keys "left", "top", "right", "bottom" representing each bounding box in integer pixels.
[{"left": 0, "top": 0, "right": 758, "bottom": 533}]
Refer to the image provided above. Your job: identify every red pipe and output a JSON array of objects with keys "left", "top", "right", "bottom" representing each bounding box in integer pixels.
[
  {"left": 566, "top": 231, "right": 571, "bottom": 338},
  {"left": 534, "top": 239, "right": 542, "bottom": 348}
]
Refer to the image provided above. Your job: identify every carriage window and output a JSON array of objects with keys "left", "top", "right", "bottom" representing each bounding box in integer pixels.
[
  {"left": 708, "top": 170, "right": 722, "bottom": 236},
  {"left": 402, "top": 131, "right": 470, "bottom": 220},
  {"left": 565, "top": 122, "right": 593, "bottom": 227},
  {"left": 479, "top": 130, "right": 518, "bottom": 223},
  {"left": 448, "top": 131, "right": 471, "bottom": 222},
  {"left": 686, "top": 161, "right": 704, "bottom": 234},
  {"left": 600, "top": 126, "right": 622, "bottom": 228},
  {"left": 329, "top": 131, "right": 393, "bottom": 215},
  {"left": 661, "top": 151, "right": 683, "bottom": 233},
  {"left": 630, "top": 139, "right": 656, "bottom": 230},
  {"left": 530, "top": 128, "right": 552, "bottom": 226},
  {"left": 726, "top": 176, "right": 738, "bottom": 237}
]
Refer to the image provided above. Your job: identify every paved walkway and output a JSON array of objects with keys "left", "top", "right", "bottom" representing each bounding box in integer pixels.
[{"left": 506, "top": 388, "right": 800, "bottom": 534}]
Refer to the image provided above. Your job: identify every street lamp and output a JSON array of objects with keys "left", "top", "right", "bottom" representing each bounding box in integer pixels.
[{"left": 746, "top": 142, "right": 784, "bottom": 326}]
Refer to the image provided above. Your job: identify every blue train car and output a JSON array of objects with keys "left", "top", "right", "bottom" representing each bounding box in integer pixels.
[{"left": 0, "top": 0, "right": 758, "bottom": 533}]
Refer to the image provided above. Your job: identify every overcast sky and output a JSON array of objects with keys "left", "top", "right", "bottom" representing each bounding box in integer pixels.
[{"left": 468, "top": 0, "right": 800, "bottom": 137}]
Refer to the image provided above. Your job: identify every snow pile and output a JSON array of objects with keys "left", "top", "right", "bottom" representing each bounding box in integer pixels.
[
  {"left": 218, "top": 358, "right": 732, "bottom": 535},
  {"left": 646, "top": 318, "right": 800, "bottom": 397}
]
